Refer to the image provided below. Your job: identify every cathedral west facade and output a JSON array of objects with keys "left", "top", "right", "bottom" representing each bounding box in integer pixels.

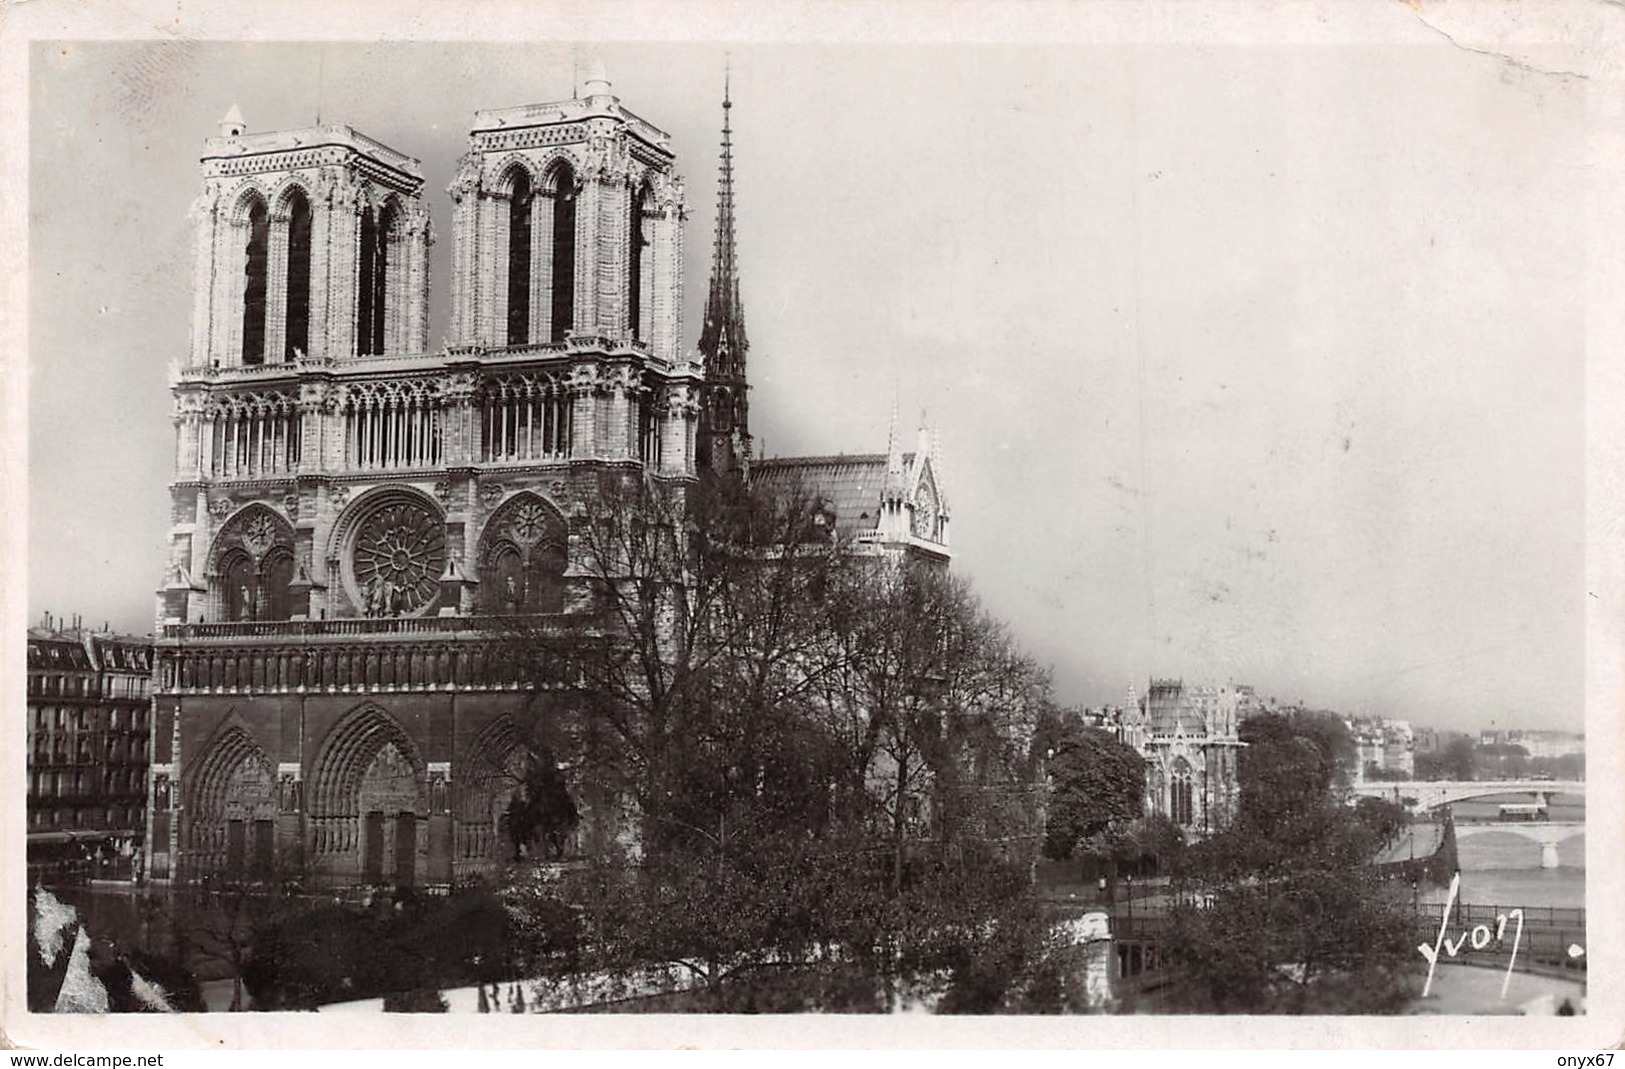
[{"left": 148, "top": 68, "right": 951, "bottom": 888}]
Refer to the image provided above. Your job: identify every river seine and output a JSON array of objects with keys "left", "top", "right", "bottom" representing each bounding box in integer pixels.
[{"left": 1417, "top": 794, "right": 1586, "bottom": 911}]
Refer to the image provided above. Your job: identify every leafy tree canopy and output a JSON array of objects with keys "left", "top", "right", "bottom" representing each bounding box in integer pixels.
[{"left": 1041, "top": 723, "right": 1146, "bottom": 862}]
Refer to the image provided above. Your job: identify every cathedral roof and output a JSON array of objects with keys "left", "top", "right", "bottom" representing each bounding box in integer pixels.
[
  {"left": 751, "top": 453, "right": 916, "bottom": 539},
  {"left": 1145, "top": 680, "right": 1208, "bottom": 736}
]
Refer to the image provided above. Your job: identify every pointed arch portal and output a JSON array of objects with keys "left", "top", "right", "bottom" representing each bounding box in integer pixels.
[
  {"left": 183, "top": 719, "right": 277, "bottom": 879},
  {"left": 309, "top": 703, "right": 425, "bottom": 886}
]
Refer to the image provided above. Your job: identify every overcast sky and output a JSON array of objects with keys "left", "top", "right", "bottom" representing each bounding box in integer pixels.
[{"left": 26, "top": 32, "right": 1591, "bottom": 732}]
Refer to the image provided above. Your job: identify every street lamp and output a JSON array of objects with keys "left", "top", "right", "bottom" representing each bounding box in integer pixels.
[{"left": 1126, "top": 872, "right": 1135, "bottom": 934}]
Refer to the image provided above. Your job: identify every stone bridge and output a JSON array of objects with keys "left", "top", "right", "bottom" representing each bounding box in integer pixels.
[
  {"left": 1451, "top": 821, "right": 1585, "bottom": 869},
  {"left": 1350, "top": 780, "right": 1584, "bottom": 810}
]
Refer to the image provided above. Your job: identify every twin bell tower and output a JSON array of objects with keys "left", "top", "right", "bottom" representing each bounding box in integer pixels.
[{"left": 164, "top": 65, "right": 700, "bottom": 630}]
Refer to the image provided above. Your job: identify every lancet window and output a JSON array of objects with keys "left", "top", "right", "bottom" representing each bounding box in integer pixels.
[
  {"left": 241, "top": 197, "right": 270, "bottom": 365},
  {"left": 506, "top": 168, "right": 533, "bottom": 346},
  {"left": 356, "top": 200, "right": 398, "bottom": 356},
  {"left": 342, "top": 379, "right": 443, "bottom": 471},
  {"left": 207, "top": 392, "right": 302, "bottom": 477},
  {"left": 637, "top": 377, "right": 662, "bottom": 468},
  {"left": 480, "top": 374, "right": 572, "bottom": 463},
  {"left": 628, "top": 182, "right": 653, "bottom": 342},
  {"left": 546, "top": 161, "right": 577, "bottom": 343},
  {"left": 283, "top": 190, "right": 313, "bottom": 360}
]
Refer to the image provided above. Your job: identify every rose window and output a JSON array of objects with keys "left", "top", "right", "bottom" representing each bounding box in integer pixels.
[
  {"left": 508, "top": 501, "right": 553, "bottom": 547},
  {"left": 912, "top": 486, "right": 939, "bottom": 540},
  {"left": 240, "top": 513, "right": 279, "bottom": 558},
  {"left": 350, "top": 500, "right": 446, "bottom": 616}
]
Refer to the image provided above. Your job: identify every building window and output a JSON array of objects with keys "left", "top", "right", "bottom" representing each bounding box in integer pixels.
[
  {"left": 1170, "top": 761, "right": 1194, "bottom": 827},
  {"left": 356, "top": 201, "right": 397, "bottom": 356},
  {"left": 242, "top": 197, "right": 270, "bottom": 365},
  {"left": 628, "top": 183, "right": 652, "bottom": 341},
  {"left": 547, "top": 162, "right": 577, "bottom": 343},
  {"left": 506, "top": 167, "right": 533, "bottom": 346},
  {"left": 638, "top": 380, "right": 661, "bottom": 467},
  {"left": 285, "top": 190, "right": 313, "bottom": 360}
]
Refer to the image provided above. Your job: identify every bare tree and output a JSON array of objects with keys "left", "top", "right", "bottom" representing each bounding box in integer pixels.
[{"left": 487, "top": 471, "right": 1057, "bottom": 1009}]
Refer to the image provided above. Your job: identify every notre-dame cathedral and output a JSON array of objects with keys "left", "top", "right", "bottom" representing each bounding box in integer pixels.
[{"left": 148, "top": 67, "right": 951, "bottom": 889}]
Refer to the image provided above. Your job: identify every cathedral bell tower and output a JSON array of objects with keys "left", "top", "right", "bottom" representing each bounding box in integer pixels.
[
  {"left": 695, "top": 71, "right": 752, "bottom": 476},
  {"left": 162, "top": 108, "right": 433, "bottom": 628},
  {"left": 160, "top": 76, "right": 700, "bottom": 632}
]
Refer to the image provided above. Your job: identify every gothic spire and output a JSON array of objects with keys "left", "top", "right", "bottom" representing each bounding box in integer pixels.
[
  {"left": 696, "top": 62, "right": 752, "bottom": 476},
  {"left": 698, "top": 61, "right": 748, "bottom": 373},
  {"left": 884, "top": 400, "right": 906, "bottom": 501}
]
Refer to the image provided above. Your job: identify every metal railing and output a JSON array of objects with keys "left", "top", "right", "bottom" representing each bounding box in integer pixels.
[{"left": 1417, "top": 901, "right": 1585, "bottom": 929}]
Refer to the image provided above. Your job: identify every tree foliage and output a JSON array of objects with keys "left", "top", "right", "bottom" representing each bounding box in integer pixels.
[
  {"left": 1414, "top": 735, "right": 1476, "bottom": 781},
  {"left": 1041, "top": 723, "right": 1146, "bottom": 863},
  {"left": 1236, "top": 712, "right": 1349, "bottom": 840},
  {"left": 1165, "top": 713, "right": 1421, "bottom": 1013}
]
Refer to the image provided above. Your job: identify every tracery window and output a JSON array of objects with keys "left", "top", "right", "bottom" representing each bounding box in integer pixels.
[
  {"left": 477, "top": 493, "right": 567, "bottom": 615},
  {"left": 480, "top": 374, "right": 571, "bottom": 463},
  {"left": 344, "top": 494, "right": 446, "bottom": 617},
  {"left": 1170, "top": 760, "right": 1194, "bottom": 827},
  {"left": 241, "top": 197, "right": 269, "bottom": 365},
  {"left": 214, "top": 506, "right": 297, "bottom": 623}
]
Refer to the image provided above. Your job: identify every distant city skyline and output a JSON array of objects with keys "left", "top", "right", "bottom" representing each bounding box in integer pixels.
[{"left": 26, "top": 35, "right": 1587, "bottom": 733}]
